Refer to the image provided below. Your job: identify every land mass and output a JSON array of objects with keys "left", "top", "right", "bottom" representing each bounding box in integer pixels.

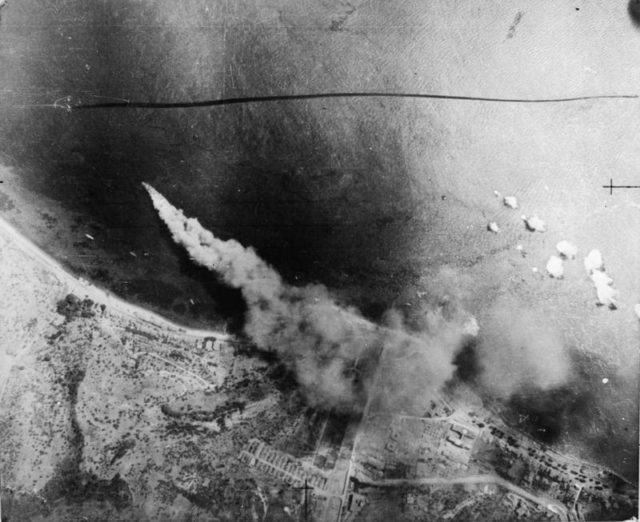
[{"left": 0, "top": 217, "right": 636, "bottom": 521}]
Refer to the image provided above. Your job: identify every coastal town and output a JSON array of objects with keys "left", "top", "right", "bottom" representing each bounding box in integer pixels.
[
  {"left": 0, "top": 214, "right": 637, "bottom": 521},
  {"left": 235, "top": 385, "right": 637, "bottom": 521}
]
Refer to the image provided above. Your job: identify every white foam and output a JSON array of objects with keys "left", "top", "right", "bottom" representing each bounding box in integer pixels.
[
  {"left": 546, "top": 255, "right": 564, "bottom": 278},
  {"left": 556, "top": 240, "right": 577, "bottom": 260},
  {"left": 503, "top": 196, "right": 518, "bottom": 209},
  {"left": 584, "top": 249, "right": 603, "bottom": 273},
  {"left": 591, "top": 270, "right": 618, "bottom": 308},
  {"left": 590, "top": 270, "right": 612, "bottom": 287},
  {"left": 522, "top": 215, "right": 546, "bottom": 232},
  {"left": 462, "top": 316, "right": 480, "bottom": 337}
]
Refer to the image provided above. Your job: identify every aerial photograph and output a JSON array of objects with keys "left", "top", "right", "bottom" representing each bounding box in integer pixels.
[{"left": 0, "top": 1, "right": 639, "bottom": 521}]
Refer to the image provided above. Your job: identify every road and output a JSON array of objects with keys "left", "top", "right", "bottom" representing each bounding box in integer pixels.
[
  {"left": 134, "top": 351, "right": 213, "bottom": 388},
  {"left": 355, "top": 474, "right": 568, "bottom": 521}
]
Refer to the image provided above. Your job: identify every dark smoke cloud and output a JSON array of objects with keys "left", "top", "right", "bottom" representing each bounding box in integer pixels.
[{"left": 144, "top": 183, "right": 473, "bottom": 414}]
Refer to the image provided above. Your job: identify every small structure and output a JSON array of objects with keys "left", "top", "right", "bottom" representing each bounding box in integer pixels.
[{"left": 203, "top": 337, "right": 222, "bottom": 351}]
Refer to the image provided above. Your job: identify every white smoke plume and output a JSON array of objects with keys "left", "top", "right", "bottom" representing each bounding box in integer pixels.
[
  {"left": 143, "top": 183, "right": 470, "bottom": 415},
  {"left": 474, "top": 296, "right": 570, "bottom": 397}
]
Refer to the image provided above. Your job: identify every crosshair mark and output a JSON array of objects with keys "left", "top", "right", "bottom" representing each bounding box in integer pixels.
[{"left": 603, "top": 178, "right": 640, "bottom": 195}]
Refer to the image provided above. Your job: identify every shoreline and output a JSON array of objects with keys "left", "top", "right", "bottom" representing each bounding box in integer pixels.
[{"left": 0, "top": 215, "right": 230, "bottom": 341}]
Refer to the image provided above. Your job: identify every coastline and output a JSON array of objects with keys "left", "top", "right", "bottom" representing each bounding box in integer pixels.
[{"left": 0, "top": 215, "right": 230, "bottom": 341}]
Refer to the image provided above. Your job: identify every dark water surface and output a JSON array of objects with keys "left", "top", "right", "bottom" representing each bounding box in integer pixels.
[{"left": 0, "top": 0, "right": 427, "bottom": 328}]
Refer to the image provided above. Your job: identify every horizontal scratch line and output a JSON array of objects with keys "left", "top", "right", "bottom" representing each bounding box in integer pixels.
[{"left": 71, "top": 92, "right": 639, "bottom": 110}]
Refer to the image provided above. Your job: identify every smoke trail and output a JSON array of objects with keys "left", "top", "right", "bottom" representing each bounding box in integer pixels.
[{"left": 143, "top": 183, "right": 471, "bottom": 414}]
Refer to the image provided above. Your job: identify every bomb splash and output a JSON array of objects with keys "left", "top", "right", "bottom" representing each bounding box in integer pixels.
[{"left": 143, "top": 183, "right": 471, "bottom": 414}]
